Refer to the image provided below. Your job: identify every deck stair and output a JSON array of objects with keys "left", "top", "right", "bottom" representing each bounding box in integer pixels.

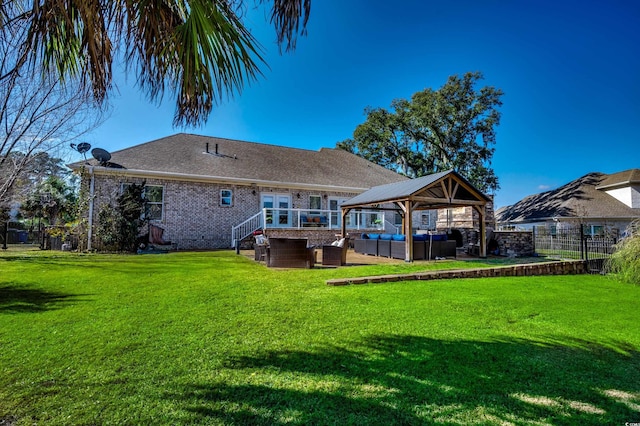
[{"left": 231, "top": 211, "right": 263, "bottom": 249}]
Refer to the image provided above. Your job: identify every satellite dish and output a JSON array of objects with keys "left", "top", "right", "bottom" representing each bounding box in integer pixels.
[
  {"left": 70, "top": 142, "right": 92, "bottom": 162},
  {"left": 76, "top": 142, "right": 91, "bottom": 154},
  {"left": 92, "top": 147, "right": 112, "bottom": 165}
]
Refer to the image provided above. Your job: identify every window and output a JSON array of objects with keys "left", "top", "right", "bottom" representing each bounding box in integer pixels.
[
  {"left": 220, "top": 189, "right": 233, "bottom": 207},
  {"left": 309, "top": 194, "right": 321, "bottom": 215},
  {"left": 144, "top": 185, "right": 164, "bottom": 221},
  {"left": 261, "top": 194, "right": 291, "bottom": 227},
  {"left": 394, "top": 212, "right": 403, "bottom": 226},
  {"left": 309, "top": 195, "right": 321, "bottom": 210},
  {"left": 121, "top": 183, "right": 164, "bottom": 221},
  {"left": 421, "top": 213, "right": 430, "bottom": 227}
]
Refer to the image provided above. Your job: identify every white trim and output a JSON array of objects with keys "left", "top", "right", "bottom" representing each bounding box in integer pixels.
[
  {"left": 69, "top": 165, "right": 369, "bottom": 193},
  {"left": 596, "top": 180, "right": 640, "bottom": 191}
]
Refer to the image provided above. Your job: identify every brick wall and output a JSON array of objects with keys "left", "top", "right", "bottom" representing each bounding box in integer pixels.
[
  {"left": 87, "top": 174, "right": 360, "bottom": 250},
  {"left": 263, "top": 229, "right": 344, "bottom": 247}
]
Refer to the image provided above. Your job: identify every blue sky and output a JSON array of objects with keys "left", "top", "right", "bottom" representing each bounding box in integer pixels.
[{"left": 82, "top": 0, "right": 640, "bottom": 208}]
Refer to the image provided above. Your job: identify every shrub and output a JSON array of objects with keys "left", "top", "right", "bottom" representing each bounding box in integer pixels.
[
  {"left": 95, "top": 182, "right": 147, "bottom": 252},
  {"left": 605, "top": 220, "right": 640, "bottom": 285}
]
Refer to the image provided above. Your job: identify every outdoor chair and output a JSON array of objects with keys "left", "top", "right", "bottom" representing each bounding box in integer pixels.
[
  {"left": 147, "top": 224, "right": 176, "bottom": 250},
  {"left": 321, "top": 237, "right": 349, "bottom": 266},
  {"left": 254, "top": 234, "right": 268, "bottom": 261}
]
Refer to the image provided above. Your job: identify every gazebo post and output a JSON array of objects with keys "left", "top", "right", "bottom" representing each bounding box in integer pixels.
[
  {"left": 404, "top": 200, "right": 413, "bottom": 262},
  {"left": 341, "top": 208, "right": 350, "bottom": 239},
  {"left": 475, "top": 205, "right": 487, "bottom": 258}
]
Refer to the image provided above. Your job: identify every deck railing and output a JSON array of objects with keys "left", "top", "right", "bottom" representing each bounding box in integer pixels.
[
  {"left": 231, "top": 208, "right": 386, "bottom": 248},
  {"left": 261, "top": 208, "right": 385, "bottom": 231},
  {"left": 231, "top": 211, "right": 263, "bottom": 249}
]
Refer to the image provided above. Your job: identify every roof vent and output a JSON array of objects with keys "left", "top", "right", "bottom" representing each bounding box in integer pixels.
[{"left": 204, "top": 142, "right": 236, "bottom": 159}]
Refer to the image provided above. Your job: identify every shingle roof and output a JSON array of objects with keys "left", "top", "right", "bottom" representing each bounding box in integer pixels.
[
  {"left": 596, "top": 168, "right": 640, "bottom": 190},
  {"left": 69, "top": 133, "right": 407, "bottom": 190},
  {"left": 496, "top": 171, "right": 640, "bottom": 223}
]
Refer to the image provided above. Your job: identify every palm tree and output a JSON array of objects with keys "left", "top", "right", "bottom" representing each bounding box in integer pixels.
[{"left": 1, "top": 0, "right": 311, "bottom": 126}]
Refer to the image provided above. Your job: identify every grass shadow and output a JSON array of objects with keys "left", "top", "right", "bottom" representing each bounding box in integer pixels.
[
  {"left": 0, "top": 285, "right": 89, "bottom": 313},
  {"left": 167, "top": 335, "right": 640, "bottom": 424}
]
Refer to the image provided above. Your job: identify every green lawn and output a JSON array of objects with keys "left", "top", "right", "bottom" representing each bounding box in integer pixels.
[{"left": 1, "top": 248, "right": 639, "bottom": 425}]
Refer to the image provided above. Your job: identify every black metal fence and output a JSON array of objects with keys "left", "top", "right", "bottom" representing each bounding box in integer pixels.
[
  {"left": 0, "top": 221, "right": 78, "bottom": 250},
  {"left": 533, "top": 225, "right": 616, "bottom": 273}
]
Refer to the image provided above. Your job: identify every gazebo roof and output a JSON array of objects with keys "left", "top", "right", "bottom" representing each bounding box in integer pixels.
[{"left": 341, "top": 169, "right": 489, "bottom": 210}]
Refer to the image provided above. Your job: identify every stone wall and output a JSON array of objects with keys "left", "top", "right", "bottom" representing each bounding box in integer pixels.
[
  {"left": 326, "top": 260, "right": 586, "bottom": 286},
  {"left": 433, "top": 197, "right": 496, "bottom": 248},
  {"left": 435, "top": 197, "right": 495, "bottom": 231},
  {"left": 493, "top": 230, "right": 534, "bottom": 257}
]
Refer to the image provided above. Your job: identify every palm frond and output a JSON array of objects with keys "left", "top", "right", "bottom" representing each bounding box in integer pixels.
[
  {"left": 6, "top": 0, "right": 311, "bottom": 126},
  {"left": 124, "top": 0, "right": 264, "bottom": 126},
  {"left": 265, "top": 0, "right": 310, "bottom": 52},
  {"left": 20, "top": 0, "right": 112, "bottom": 102}
]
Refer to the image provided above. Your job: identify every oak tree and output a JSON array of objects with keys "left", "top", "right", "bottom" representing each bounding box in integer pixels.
[{"left": 338, "top": 72, "right": 502, "bottom": 193}]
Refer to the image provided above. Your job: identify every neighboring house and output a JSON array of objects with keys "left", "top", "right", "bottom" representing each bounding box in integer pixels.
[
  {"left": 495, "top": 169, "right": 640, "bottom": 237},
  {"left": 68, "top": 133, "right": 408, "bottom": 250}
]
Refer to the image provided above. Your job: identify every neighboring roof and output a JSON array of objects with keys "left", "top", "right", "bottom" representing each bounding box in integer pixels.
[
  {"left": 341, "top": 169, "right": 490, "bottom": 210},
  {"left": 496, "top": 171, "right": 640, "bottom": 223},
  {"left": 596, "top": 168, "right": 640, "bottom": 190},
  {"left": 68, "top": 133, "right": 407, "bottom": 190}
]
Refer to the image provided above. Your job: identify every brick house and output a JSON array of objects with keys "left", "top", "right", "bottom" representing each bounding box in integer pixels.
[{"left": 69, "top": 133, "right": 408, "bottom": 250}]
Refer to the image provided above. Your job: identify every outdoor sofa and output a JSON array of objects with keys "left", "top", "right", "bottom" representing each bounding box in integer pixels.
[
  {"left": 354, "top": 233, "right": 456, "bottom": 260},
  {"left": 264, "top": 237, "right": 316, "bottom": 268}
]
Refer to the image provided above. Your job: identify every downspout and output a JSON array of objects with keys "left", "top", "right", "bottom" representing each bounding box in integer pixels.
[{"left": 87, "top": 166, "right": 95, "bottom": 251}]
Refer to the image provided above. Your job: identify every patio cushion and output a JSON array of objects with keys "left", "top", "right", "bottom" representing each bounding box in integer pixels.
[
  {"left": 380, "top": 234, "right": 393, "bottom": 240},
  {"left": 367, "top": 233, "right": 380, "bottom": 240},
  {"left": 392, "top": 234, "right": 406, "bottom": 241},
  {"left": 329, "top": 238, "right": 347, "bottom": 247}
]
